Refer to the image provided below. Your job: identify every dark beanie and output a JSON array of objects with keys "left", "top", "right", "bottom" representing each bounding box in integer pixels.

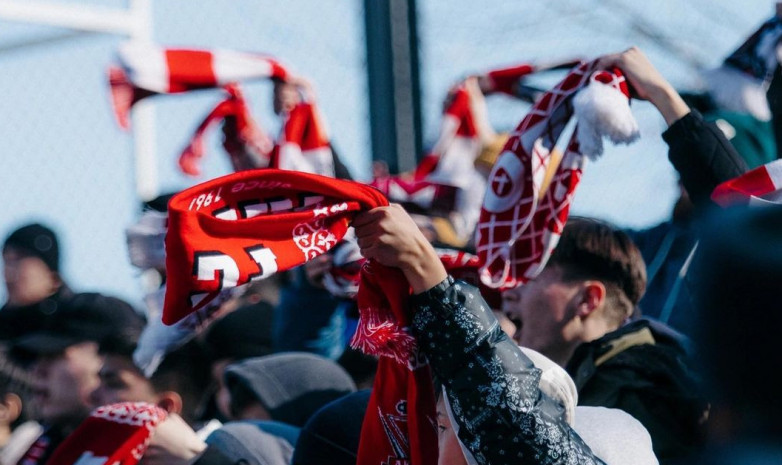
[
  {"left": 224, "top": 352, "right": 356, "bottom": 427},
  {"left": 3, "top": 223, "right": 59, "bottom": 272},
  {"left": 204, "top": 302, "right": 275, "bottom": 362},
  {"left": 292, "top": 390, "right": 370, "bottom": 465}
]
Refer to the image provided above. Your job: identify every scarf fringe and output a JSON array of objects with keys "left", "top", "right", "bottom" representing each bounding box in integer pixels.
[
  {"left": 350, "top": 305, "right": 417, "bottom": 366},
  {"left": 573, "top": 77, "right": 639, "bottom": 160}
]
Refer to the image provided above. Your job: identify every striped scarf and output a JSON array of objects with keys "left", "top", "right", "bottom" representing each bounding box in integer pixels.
[{"left": 109, "top": 42, "right": 336, "bottom": 177}]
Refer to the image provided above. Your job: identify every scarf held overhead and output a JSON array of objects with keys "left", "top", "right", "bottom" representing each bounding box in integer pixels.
[
  {"left": 272, "top": 101, "right": 336, "bottom": 177},
  {"left": 109, "top": 42, "right": 288, "bottom": 176},
  {"left": 476, "top": 61, "right": 639, "bottom": 290},
  {"left": 163, "top": 169, "right": 437, "bottom": 465},
  {"left": 110, "top": 42, "right": 289, "bottom": 129}
]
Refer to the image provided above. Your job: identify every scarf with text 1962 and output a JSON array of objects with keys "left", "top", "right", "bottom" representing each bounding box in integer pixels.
[
  {"left": 45, "top": 403, "right": 167, "bottom": 465},
  {"left": 476, "top": 61, "right": 639, "bottom": 290},
  {"left": 162, "top": 169, "right": 437, "bottom": 465},
  {"left": 109, "top": 42, "right": 287, "bottom": 175}
]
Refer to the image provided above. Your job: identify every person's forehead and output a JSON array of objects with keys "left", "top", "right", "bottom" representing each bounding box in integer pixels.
[
  {"left": 2, "top": 246, "right": 37, "bottom": 261},
  {"left": 535, "top": 264, "right": 566, "bottom": 283},
  {"left": 102, "top": 354, "right": 139, "bottom": 372}
]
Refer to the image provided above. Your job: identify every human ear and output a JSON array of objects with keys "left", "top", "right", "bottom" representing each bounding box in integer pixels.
[
  {"left": 156, "top": 391, "right": 183, "bottom": 415},
  {"left": 576, "top": 281, "right": 606, "bottom": 318},
  {"left": 0, "top": 393, "right": 23, "bottom": 424}
]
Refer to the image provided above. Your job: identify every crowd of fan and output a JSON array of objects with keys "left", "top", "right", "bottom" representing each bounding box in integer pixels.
[{"left": 2, "top": 20, "right": 782, "bottom": 465}]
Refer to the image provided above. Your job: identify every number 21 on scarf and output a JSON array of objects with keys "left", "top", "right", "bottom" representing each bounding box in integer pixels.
[{"left": 192, "top": 244, "right": 278, "bottom": 297}]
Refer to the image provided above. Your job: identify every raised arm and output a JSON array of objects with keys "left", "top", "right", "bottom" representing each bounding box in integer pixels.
[
  {"left": 597, "top": 47, "right": 748, "bottom": 209},
  {"left": 353, "top": 205, "right": 603, "bottom": 465}
]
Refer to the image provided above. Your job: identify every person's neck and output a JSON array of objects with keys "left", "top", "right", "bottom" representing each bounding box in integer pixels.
[
  {"left": 0, "top": 423, "right": 12, "bottom": 449},
  {"left": 548, "top": 343, "right": 579, "bottom": 368}
]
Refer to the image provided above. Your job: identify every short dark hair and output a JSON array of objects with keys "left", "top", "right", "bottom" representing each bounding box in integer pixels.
[
  {"left": 149, "top": 339, "right": 211, "bottom": 425},
  {"left": 1, "top": 350, "right": 33, "bottom": 428},
  {"left": 548, "top": 217, "right": 647, "bottom": 326}
]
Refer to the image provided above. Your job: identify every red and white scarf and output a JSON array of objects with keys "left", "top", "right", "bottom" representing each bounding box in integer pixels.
[
  {"left": 46, "top": 403, "right": 166, "bottom": 465},
  {"left": 162, "top": 169, "right": 436, "bottom": 465},
  {"left": 476, "top": 61, "right": 639, "bottom": 289},
  {"left": 369, "top": 176, "right": 459, "bottom": 216},
  {"left": 180, "top": 84, "right": 273, "bottom": 176},
  {"left": 484, "top": 60, "right": 582, "bottom": 98},
  {"left": 712, "top": 158, "right": 782, "bottom": 206},
  {"left": 272, "top": 101, "right": 335, "bottom": 177},
  {"left": 109, "top": 42, "right": 287, "bottom": 175}
]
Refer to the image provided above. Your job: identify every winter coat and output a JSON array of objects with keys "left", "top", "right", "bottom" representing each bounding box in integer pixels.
[
  {"left": 411, "top": 276, "right": 604, "bottom": 465},
  {"left": 566, "top": 319, "right": 707, "bottom": 464}
]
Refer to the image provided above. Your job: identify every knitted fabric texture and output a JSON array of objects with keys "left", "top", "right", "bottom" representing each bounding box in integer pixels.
[
  {"left": 162, "top": 169, "right": 436, "bottom": 465},
  {"left": 712, "top": 158, "right": 782, "bottom": 206},
  {"left": 109, "top": 42, "right": 287, "bottom": 175},
  {"left": 475, "top": 61, "right": 638, "bottom": 290},
  {"left": 46, "top": 402, "right": 166, "bottom": 465}
]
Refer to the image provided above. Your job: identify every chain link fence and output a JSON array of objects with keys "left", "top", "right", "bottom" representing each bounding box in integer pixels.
[{"left": 0, "top": 0, "right": 772, "bottom": 306}]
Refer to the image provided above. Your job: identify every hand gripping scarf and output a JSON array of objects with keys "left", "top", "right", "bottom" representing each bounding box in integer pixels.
[
  {"left": 46, "top": 403, "right": 167, "bottom": 465},
  {"left": 109, "top": 42, "right": 288, "bottom": 175},
  {"left": 476, "top": 61, "right": 639, "bottom": 289},
  {"left": 163, "top": 169, "right": 437, "bottom": 465},
  {"left": 712, "top": 158, "right": 782, "bottom": 206}
]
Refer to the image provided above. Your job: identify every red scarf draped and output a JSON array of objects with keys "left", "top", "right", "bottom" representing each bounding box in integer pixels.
[{"left": 46, "top": 403, "right": 167, "bottom": 465}]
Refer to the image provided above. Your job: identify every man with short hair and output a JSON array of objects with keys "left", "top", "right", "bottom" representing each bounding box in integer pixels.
[
  {"left": 502, "top": 218, "right": 646, "bottom": 366},
  {"left": 502, "top": 218, "right": 706, "bottom": 463},
  {"left": 10, "top": 293, "right": 144, "bottom": 465}
]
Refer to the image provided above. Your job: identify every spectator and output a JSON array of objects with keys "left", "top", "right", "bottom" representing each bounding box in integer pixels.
[
  {"left": 90, "top": 336, "right": 212, "bottom": 433},
  {"left": 10, "top": 293, "right": 144, "bottom": 465},
  {"left": 0, "top": 352, "right": 40, "bottom": 465},
  {"left": 221, "top": 352, "right": 355, "bottom": 428},
  {"left": 0, "top": 223, "right": 72, "bottom": 343},
  {"left": 502, "top": 217, "right": 706, "bottom": 462},
  {"left": 353, "top": 204, "right": 603, "bottom": 465}
]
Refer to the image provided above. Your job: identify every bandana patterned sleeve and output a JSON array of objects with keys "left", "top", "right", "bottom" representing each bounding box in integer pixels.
[{"left": 410, "top": 277, "right": 605, "bottom": 465}]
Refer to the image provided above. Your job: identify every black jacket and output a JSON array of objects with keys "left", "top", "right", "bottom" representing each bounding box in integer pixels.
[
  {"left": 663, "top": 110, "right": 748, "bottom": 211},
  {"left": 411, "top": 277, "right": 604, "bottom": 465},
  {"left": 566, "top": 319, "right": 707, "bottom": 464}
]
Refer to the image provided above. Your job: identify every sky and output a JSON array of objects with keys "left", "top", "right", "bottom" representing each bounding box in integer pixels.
[{"left": 0, "top": 0, "right": 774, "bottom": 308}]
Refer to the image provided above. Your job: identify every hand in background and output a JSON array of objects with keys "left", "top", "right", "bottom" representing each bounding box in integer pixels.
[{"left": 596, "top": 46, "right": 690, "bottom": 126}]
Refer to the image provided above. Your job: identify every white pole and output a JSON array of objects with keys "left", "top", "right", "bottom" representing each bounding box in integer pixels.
[
  {"left": 0, "top": 0, "right": 137, "bottom": 34},
  {"left": 0, "top": 0, "right": 158, "bottom": 201},
  {"left": 128, "top": 0, "right": 158, "bottom": 201}
]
